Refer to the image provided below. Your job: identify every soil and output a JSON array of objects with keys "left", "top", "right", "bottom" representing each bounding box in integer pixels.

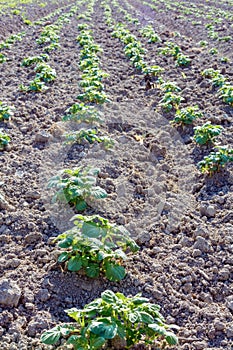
[{"left": 0, "top": 0, "right": 232, "bottom": 349}]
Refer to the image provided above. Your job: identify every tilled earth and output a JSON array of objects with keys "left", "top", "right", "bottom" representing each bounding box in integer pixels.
[{"left": 0, "top": 0, "right": 232, "bottom": 349}]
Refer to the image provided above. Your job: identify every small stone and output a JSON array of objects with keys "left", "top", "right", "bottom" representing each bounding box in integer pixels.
[
  {"left": 179, "top": 236, "right": 192, "bottom": 247},
  {"left": 193, "top": 236, "right": 211, "bottom": 253},
  {"left": 5, "top": 259, "right": 21, "bottom": 268},
  {"left": 25, "top": 191, "right": 41, "bottom": 200},
  {"left": 37, "top": 288, "right": 50, "bottom": 302},
  {"left": 200, "top": 205, "right": 216, "bottom": 218},
  {"left": 206, "top": 205, "right": 216, "bottom": 217},
  {"left": 214, "top": 320, "right": 225, "bottom": 331},
  {"left": 137, "top": 231, "right": 151, "bottom": 244},
  {"left": 35, "top": 131, "right": 52, "bottom": 143},
  {"left": 218, "top": 268, "right": 230, "bottom": 281},
  {"left": 192, "top": 249, "right": 202, "bottom": 257},
  {"left": 24, "top": 232, "right": 42, "bottom": 244},
  {"left": 0, "top": 279, "right": 21, "bottom": 307},
  {"left": 193, "top": 341, "right": 208, "bottom": 349},
  {"left": 226, "top": 296, "right": 233, "bottom": 311},
  {"left": 226, "top": 326, "right": 233, "bottom": 338}
]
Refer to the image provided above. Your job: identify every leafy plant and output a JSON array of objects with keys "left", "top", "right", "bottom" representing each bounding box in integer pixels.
[
  {"left": 159, "top": 92, "right": 184, "bottom": 112},
  {"left": 34, "top": 62, "right": 57, "bottom": 82},
  {"left": 48, "top": 167, "right": 107, "bottom": 211},
  {"left": 171, "top": 106, "right": 203, "bottom": 125},
  {"left": 0, "top": 102, "right": 14, "bottom": 121},
  {"left": 0, "top": 131, "right": 10, "bottom": 149},
  {"left": 198, "top": 146, "right": 233, "bottom": 175},
  {"left": 158, "top": 42, "right": 181, "bottom": 57},
  {"left": 54, "top": 214, "right": 139, "bottom": 280},
  {"left": 19, "top": 78, "right": 48, "bottom": 92},
  {"left": 77, "top": 89, "right": 110, "bottom": 104},
  {"left": 159, "top": 81, "right": 181, "bottom": 92},
  {"left": 219, "top": 84, "right": 233, "bottom": 106},
  {"left": 63, "top": 103, "right": 104, "bottom": 124},
  {"left": 209, "top": 48, "right": 218, "bottom": 55},
  {"left": 65, "top": 129, "right": 113, "bottom": 149},
  {"left": 142, "top": 65, "right": 164, "bottom": 76},
  {"left": 193, "top": 122, "right": 223, "bottom": 145},
  {"left": 140, "top": 25, "right": 161, "bottom": 43},
  {"left": 0, "top": 53, "right": 6, "bottom": 63},
  {"left": 41, "top": 289, "right": 178, "bottom": 349},
  {"left": 176, "top": 53, "right": 191, "bottom": 67},
  {"left": 43, "top": 42, "right": 60, "bottom": 53},
  {"left": 21, "top": 54, "right": 49, "bottom": 67}
]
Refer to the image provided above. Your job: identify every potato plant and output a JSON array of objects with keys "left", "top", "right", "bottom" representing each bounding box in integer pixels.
[
  {"left": 0, "top": 102, "right": 14, "bottom": 121},
  {"left": 140, "top": 25, "right": 161, "bottom": 43},
  {"left": 63, "top": 103, "right": 104, "bottom": 124},
  {"left": 219, "top": 84, "right": 233, "bottom": 106},
  {"left": 193, "top": 122, "right": 223, "bottom": 145},
  {"left": 159, "top": 92, "right": 184, "bottom": 112},
  {"left": 54, "top": 214, "right": 139, "bottom": 281},
  {"left": 171, "top": 106, "right": 203, "bottom": 125},
  {"left": 198, "top": 146, "right": 233, "bottom": 175},
  {"left": 0, "top": 131, "right": 10, "bottom": 149},
  {"left": 65, "top": 128, "right": 114, "bottom": 149},
  {"left": 0, "top": 53, "right": 6, "bottom": 63},
  {"left": 41, "top": 289, "right": 178, "bottom": 349},
  {"left": 21, "top": 54, "right": 49, "bottom": 67},
  {"left": 48, "top": 167, "right": 107, "bottom": 211},
  {"left": 19, "top": 79, "right": 48, "bottom": 92}
]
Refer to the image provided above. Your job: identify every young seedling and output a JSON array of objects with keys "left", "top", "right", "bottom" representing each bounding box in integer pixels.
[
  {"left": 0, "top": 53, "right": 6, "bottom": 63},
  {"left": 219, "top": 84, "right": 233, "bottom": 106},
  {"left": 0, "top": 131, "right": 10, "bottom": 149},
  {"left": 0, "top": 102, "right": 14, "bottom": 121},
  {"left": 63, "top": 103, "right": 104, "bottom": 124},
  {"left": 159, "top": 92, "right": 184, "bottom": 112},
  {"left": 77, "top": 89, "right": 110, "bottom": 104},
  {"left": 175, "top": 53, "right": 191, "bottom": 67},
  {"left": 171, "top": 106, "right": 203, "bottom": 125},
  {"left": 21, "top": 54, "right": 49, "bottom": 67},
  {"left": 65, "top": 129, "right": 113, "bottom": 149},
  {"left": 19, "top": 78, "right": 48, "bottom": 92},
  {"left": 159, "top": 81, "right": 181, "bottom": 92},
  {"left": 193, "top": 122, "right": 223, "bottom": 145},
  {"left": 41, "top": 289, "right": 178, "bottom": 349},
  {"left": 197, "top": 146, "right": 233, "bottom": 175},
  {"left": 48, "top": 167, "right": 107, "bottom": 211},
  {"left": 34, "top": 63, "right": 57, "bottom": 82},
  {"left": 54, "top": 214, "right": 139, "bottom": 281}
]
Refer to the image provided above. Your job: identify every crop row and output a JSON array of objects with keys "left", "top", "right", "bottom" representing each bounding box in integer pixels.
[
  {"left": 102, "top": 0, "right": 233, "bottom": 175},
  {"left": 32, "top": 1, "right": 179, "bottom": 349}
]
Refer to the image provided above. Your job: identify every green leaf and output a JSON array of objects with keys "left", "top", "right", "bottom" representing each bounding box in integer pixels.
[
  {"left": 82, "top": 222, "right": 103, "bottom": 238},
  {"left": 90, "top": 335, "right": 106, "bottom": 348},
  {"left": 105, "top": 262, "right": 126, "bottom": 281},
  {"left": 75, "top": 200, "right": 87, "bottom": 211},
  {"left": 101, "top": 290, "right": 118, "bottom": 304},
  {"left": 67, "top": 256, "right": 82, "bottom": 272},
  {"left": 86, "top": 263, "right": 100, "bottom": 278},
  {"left": 58, "top": 252, "right": 69, "bottom": 263},
  {"left": 58, "top": 236, "right": 73, "bottom": 248},
  {"left": 165, "top": 332, "right": 178, "bottom": 345},
  {"left": 138, "top": 311, "right": 155, "bottom": 324},
  {"left": 132, "top": 296, "right": 149, "bottom": 305},
  {"left": 41, "top": 326, "right": 63, "bottom": 344},
  {"left": 91, "top": 186, "right": 107, "bottom": 199},
  {"left": 128, "top": 312, "right": 139, "bottom": 323},
  {"left": 89, "top": 318, "right": 117, "bottom": 339},
  {"left": 148, "top": 324, "right": 167, "bottom": 336}
]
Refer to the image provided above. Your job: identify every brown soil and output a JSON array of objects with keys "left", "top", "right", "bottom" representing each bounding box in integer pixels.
[{"left": 0, "top": 0, "right": 232, "bottom": 349}]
